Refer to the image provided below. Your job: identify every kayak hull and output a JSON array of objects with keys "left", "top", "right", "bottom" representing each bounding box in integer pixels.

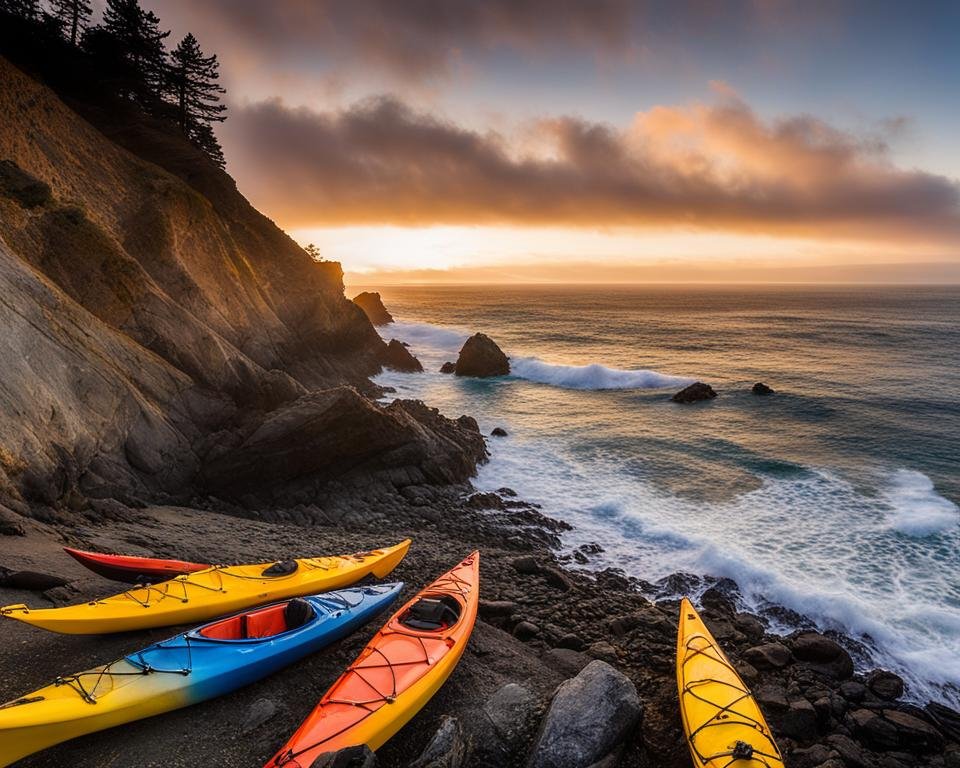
[
  {"left": 63, "top": 546, "right": 208, "bottom": 583},
  {"left": 1, "top": 540, "right": 411, "bottom": 635},
  {"left": 0, "top": 584, "right": 404, "bottom": 767},
  {"left": 677, "top": 597, "right": 784, "bottom": 768},
  {"left": 266, "top": 552, "right": 480, "bottom": 767}
]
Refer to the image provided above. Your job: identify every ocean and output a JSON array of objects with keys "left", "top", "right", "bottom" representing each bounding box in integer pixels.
[{"left": 354, "top": 284, "right": 960, "bottom": 707}]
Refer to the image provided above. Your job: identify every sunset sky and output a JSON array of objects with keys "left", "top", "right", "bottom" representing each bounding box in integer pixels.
[{"left": 146, "top": 0, "right": 960, "bottom": 283}]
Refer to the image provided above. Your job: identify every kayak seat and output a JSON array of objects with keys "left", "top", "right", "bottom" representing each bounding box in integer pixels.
[
  {"left": 285, "top": 598, "right": 314, "bottom": 630},
  {"left": 399, "top": 595, "right": 461, "bottom": 632},
  {"left": 262, "top": 560, "right": 299, "bottom": 577},
  {"left": 199, "top": 600, "right": 314, "bottom": 640},
  {"left": 199, "top": 614, "right": 247, "bottom": 640}
]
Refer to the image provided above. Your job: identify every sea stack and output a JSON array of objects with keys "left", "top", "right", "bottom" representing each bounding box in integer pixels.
[
  {"left": 752, "top": 382, "right": 775, "bottom": 396},
  {"left": 382, "top": 339, "right": 423, "bottom": 372},
  {"left": 672, "top": 382, "right": 717, "bottom": 403},
  {"left": 455, "top": 333, "right": 510, "bottom": 377},
  {"left": 352, "top": 291, "right": 394, "bottom": 326}
]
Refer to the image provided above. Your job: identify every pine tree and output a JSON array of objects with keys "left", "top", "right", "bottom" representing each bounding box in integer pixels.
[
  {"left": 169, "top": 33, "right": 227, "bottom": 166},
  {"left": 0, "top": 0, "right": 39, "bottom": 20},
  {"left": 49, "top": 0, "right": 93, "bottom": 46},
  {"left": 304, "top": 244, "right": 323, "bottom": 261},
  {"left": 100, "top": 0, "right": 169, "bottom": 101}
]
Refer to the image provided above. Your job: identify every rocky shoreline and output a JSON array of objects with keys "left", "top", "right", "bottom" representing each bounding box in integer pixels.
[{"left": 2, "top": 470, "right": 959, "bottom": 767}]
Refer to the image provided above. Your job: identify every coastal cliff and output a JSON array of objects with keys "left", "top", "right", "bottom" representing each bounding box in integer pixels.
[{"left": 0, "top": 55, "right": 481, "bottom": 514}]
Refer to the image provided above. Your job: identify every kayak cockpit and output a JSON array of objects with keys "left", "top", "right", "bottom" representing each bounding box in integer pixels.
[
  {"left": 398, "top": 594, "right": 462, "bottom": 631},
  {"left": 198, "top": 598, "right": 315, "bottom": 641}
]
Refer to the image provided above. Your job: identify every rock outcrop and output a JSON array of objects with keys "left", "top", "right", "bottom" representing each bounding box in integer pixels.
[
  {"left": 440, "top": 361, "right": 457, "bottom": 374},
  {"left": 671, "top": 382, "right": 717, "bottom": 403},
  {"left": 352, "top": 291, "right": 394, "bottom": 326},
  {"left": 382, "top": 339, "right": 423, "bottom": 372},
  {"left": 200, "top": 388, "right": 487, "bottom": 505},
  {"left": 752, "top": 382, "right": 775, "bottom": 395},
  {"left": 455, "top": 333, "right": 510, "bottom": 377}
]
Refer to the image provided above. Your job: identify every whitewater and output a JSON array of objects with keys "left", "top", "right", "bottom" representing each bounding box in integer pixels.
[{"left": 362, "top": 286, "right": 960, "bottom": 707}]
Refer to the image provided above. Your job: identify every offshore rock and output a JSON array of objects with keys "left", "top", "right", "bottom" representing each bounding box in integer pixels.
[
  {"left": 351, "top": 291, "right": 394, "bottom": 325},
  {"left": 671, "top": 382, "right": 717, "bottom": 403},
  {"left": 528, "top": 660, "right": 641, "bottom": 768},
  {"left": 382, "top": 339, "right": 423, "bottom": 372},
  {"left": 752, "top": 382, "right": 776, "bottom": 395},
  {"left": 455, "top": 333, "right": 510, "bottom": 377},
  {"left": 439, "top": 361, "right": 456, "bottom": 374}
]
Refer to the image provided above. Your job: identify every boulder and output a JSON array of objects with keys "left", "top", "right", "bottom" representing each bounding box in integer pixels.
[
  {"left": 439, "top": 361, "right": 456, "bottom": 374},
  {"left": 528, "top": 660, "right": 642, "bottom": 768},
  {"left": 743, "top": 642, "right": 793, "bottom": 670},
  {"left": 478, "top": 600, "right": 516, "bottom": 619},
  {"left": 0, "top": 570, "right": 70, "bottom": 591},
  {"left": 309, "top": 746, "right": 377, "bottom": 768},
  {"left": 778, "top": 698, "right": 819, "bottom": 741},
  {"left": 490, "top": 427, "right": 508, "bottom": 437},
  {"left": 752, "top": 382, "right": 775, "bottom": 395},
  {"left": 473, "top": 683, "right": 540, "bottom": 764},
  {"left": 409, "top": 715, "right": 469, "bottom": 768},
  {"left": 882, "top": 710, "right": 944, "bottom": 753},
  {"left": 867, "top": 670, "right": 905, "bottom": 701},
  {"left": 0, "top": 504, "right": 24, "bottom": 536},
  {"left": 351, "top": 291, "right": 394, "bottom": 325},
  {"left": 241, "top": 698, "right": 278, "bottom": 734},
  {"left": 790, "top": 632, "right": 854, "bottom": 679},
  {"left": 513, "top": 621, "right": 540, "bottom": 641},
  {"left": 455, "top": 333, "right": 510, "bottom": 377},
  {"left": 382, "top": 339, "right": 423, "bottom": 372},
  {"left": 671, "top": 382, "right": 717, "bottom": 403}
]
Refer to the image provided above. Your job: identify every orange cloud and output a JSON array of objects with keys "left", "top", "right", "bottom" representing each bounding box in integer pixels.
[{"left": 219, "top": 93, "right": 960, "bottom": 243}]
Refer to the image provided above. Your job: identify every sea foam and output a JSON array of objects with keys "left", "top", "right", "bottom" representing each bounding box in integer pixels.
[
  {"left": 886, "top": 469, "right": 959, "bottom": 536},
  {"left": 509, "top": 357, "right": 693, "bottom": 390}
]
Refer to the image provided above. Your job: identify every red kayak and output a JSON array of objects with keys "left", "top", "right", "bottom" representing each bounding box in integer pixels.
[{"left": 63, "top": 547, "right": 209, "bottom": 584}]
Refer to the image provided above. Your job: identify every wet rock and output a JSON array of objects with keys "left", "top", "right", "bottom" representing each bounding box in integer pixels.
[
  {"left": 490, "top": 427, "right": 508, "bottom": 437},
  {"left": 309, "top": 745, "right": 377, "bottom": 768},
  {"left": 779, "top": 698, "right": 819, "bottom": 741},
  {"left": 867, "top": 670, "right": 905, "bottom": 701},
  {"left": 733, "top": 613, "right": 766, "bottom": 643},
  {"left": 790, "top": 632, "right": 854, "bottom": 679},
  {"left": 735, "top": 660, "right": 760, "bottom": 684},
  {"left": 0, "top": 570, "right": 70, "bottom": 591},
  {"left": 671, "top": 382, "right": 717, "bottom": 403},
  {"left": 513, "top": 621, "right": 540, "bottom": 641},
  {"left": 792, "top": 744, "right": 833, "bottom": 768},
  {"left": 755, "top": 684, "right": 790, "bottom": 711},
  {"left": 0, "top": 504, "right": 24, "bottom": 535},
  {"left": 826, "top": 733, "right": 871, "bottom": 768},
  {"left": 351, "top": 291, "right": 393, "bottom": 325},
  {"left": 241, "top": 698, "right": 278, "bottom": 734},
  {"left": 409, "top": 715, "right": 468, "bottom": 768},
  {"left": 439, "top": 362, "right": 456, "bottom": 374},
  {"left": 840, "top": 681, "right": 868, "bottom": 703},
  {"left": 511, "top": 556, "right": 540, "bottom": 575},
  {"left": 752, "top": 382, "right": 775, "bottom": 395},
  {"left": 479, "top": 600, "right": 516, "bottom": 619},
  {"left": 926, "top": 702, "right": 960, "bottom": 743},
  {"left": 850, "top": 708, "right": 900, "bottom": 751},
  {"left": 382, "top": 339, "right": 423, "bottom": 372},
  {"left": 743, "top": 642, "right": 793, "bottom": 670},
  {"left": 883, "top": 710, "right": 944, "bottom": 753},
  {"left": 528, "top": 660, "right": 642, "bottom": 768},
  {"left": 455, "top": 333, "right": 510, "bottom": 378}
]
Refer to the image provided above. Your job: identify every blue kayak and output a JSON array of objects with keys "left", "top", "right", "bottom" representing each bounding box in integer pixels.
[{"left": 0, "top": 582, "right": 404, "bottom": 767}]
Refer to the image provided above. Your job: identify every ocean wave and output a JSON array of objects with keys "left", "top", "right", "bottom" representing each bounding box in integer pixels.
[
  {"left": 510, "top": 357, "right": 693, "bottom": 390},
  {"left": 378, "top": 321, "right": 468, "bottom": 352},
  {"left": 885, "top": 469, "right": 958, "bottom": 536}
]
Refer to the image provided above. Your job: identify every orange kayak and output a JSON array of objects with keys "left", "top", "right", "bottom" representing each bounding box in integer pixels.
[
  {"left": 265, "top": 552, "right": 480, "bottom": 767},
  {"left": 63, "top": 547, "right": 208, "bottom": 583}
]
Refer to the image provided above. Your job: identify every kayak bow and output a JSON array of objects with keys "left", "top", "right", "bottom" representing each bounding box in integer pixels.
[
  {"left": 265, "top": 552, "right": 480, "bottom": 767},
  {"left": 0, "top": 583, "right": 404, "bottom": 767},
  {"left": 1, "top": 540, "right": 411, "bottom": 635},
  {"left": 677, "top": 597, "right": 784, "bottom": 768},
  {"left": 63, "top": 546, "right": 208, "bottom": 583}
]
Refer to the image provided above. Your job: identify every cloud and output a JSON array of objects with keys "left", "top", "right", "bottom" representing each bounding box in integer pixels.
[
  {"left": 220, "top": 92, "right": 960, "bottom": 241},
  {"left": 146, "top": 0, "right": 634, "bottom": 81}
]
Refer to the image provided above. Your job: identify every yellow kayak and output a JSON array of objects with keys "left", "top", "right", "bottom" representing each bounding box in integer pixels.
[
  {"left": 0, "top": 541, "right": 410, "bottom": 635},
  {"left": 677, "top": 598, "right": 784, "bottom": 768}
]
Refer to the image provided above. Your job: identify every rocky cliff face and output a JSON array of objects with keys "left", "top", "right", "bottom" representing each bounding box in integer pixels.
[{"left": 0, "top": 56, "right": 483, "bottom": 513}]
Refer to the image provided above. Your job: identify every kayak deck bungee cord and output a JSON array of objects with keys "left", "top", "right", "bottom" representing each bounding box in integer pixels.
[
  {"left": 677, "top": 597, "right": 784, "bottom": 768},
  {"left": 62, "top": 546, "right": 209, "bottom": 583},
  {"left": 0, "top": 584, "right": 404, "bottom": 768},
  {"left": 265, "top": 552, "right": 480, "bottom": 767},
  {"left": 0, "top": 541, "right": 411, "bottom": 634}
]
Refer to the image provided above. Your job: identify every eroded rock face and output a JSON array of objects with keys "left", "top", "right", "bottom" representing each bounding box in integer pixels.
[
  {"left": 382, "top": 339, "right": 423, "bottom": 372},
  {"left": 528, "top": 660, "right": 641, "bottom": 768},
  {"left": 455, "top": 333, "right": 510, "bottom": 378},
  {"left": 671, "top": 382, "right": 717, "bottom": 403},
  {"left": 200, "top": 387, "right": 487, "bottom": 503},
  {"left": 352, "top": 291, "right": 394, "bottom": 326}
]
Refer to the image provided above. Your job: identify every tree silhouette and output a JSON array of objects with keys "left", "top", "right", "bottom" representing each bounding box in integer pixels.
[
  {"left": 305, "top": 243, "right": 323, "bottom": 262},
  {"left": 169, "top": 32, "right": 227, "bottom": 165},
  {"left": 99, "top": 0, "right": 169, "bottom": 101},
  {"left": 0, "top": 0, "right": 39, "bottom": 20},
  {"left": 49, "top": 0, "right": 93, "bottom": 46}
]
